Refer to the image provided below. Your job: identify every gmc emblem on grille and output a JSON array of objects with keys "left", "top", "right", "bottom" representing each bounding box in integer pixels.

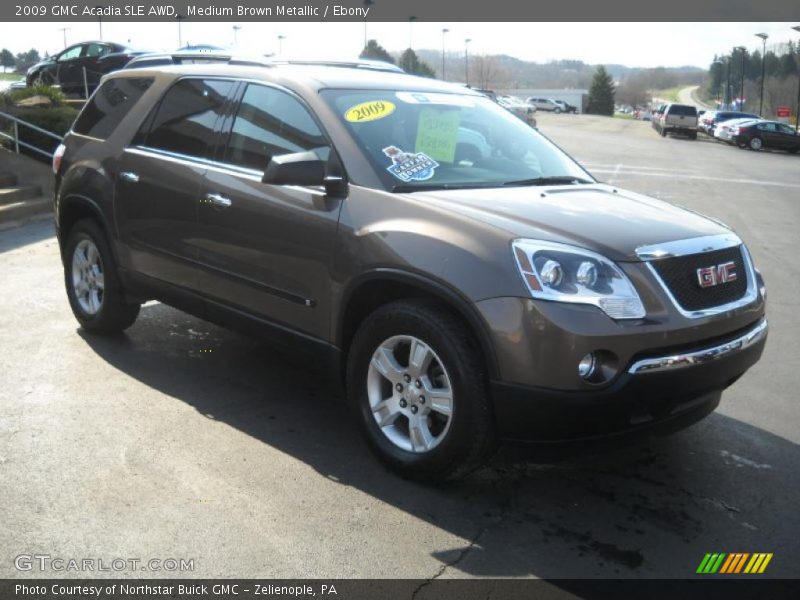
[{"left": 696, "top": 261, "right": 738, "bottom": 288}]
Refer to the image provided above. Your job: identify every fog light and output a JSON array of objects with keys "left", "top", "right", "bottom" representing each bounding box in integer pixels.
[{"left": 578, "top": 353, "right": 596, "bottom": 379}]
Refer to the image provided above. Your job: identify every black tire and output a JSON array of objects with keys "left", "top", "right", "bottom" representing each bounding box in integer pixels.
[
  {"left": 660, "top": 127, "right": 668, "bottom": 137},
  {"left": 64, "top": 218, "right": 140, "bottom": 334},
  {"left": 788, "top": 148, "right": 798, "bottom": 154},
  {"left": 689, "top": 131, "right": 698, "bottom": 140},
  {"left": 346, "top": 300, "right": 496, "bottom": 481}
]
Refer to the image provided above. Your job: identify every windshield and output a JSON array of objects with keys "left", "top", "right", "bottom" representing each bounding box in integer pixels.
[{"left": 321, "top": 89, "right": 593, "bottom": 192}]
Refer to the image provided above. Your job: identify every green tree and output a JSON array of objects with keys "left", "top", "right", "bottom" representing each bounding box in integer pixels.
[
  {"left": 359, "top": 40, "right": 395, "bottom": 64},
  {"left": 0, "top": 48, "right": 15, "bottom": 73},
  {"left": 585, "top": 65, "right": 615, "bottom": 116},
  {"left": 14, "top": 48, "right": 41, "bottom": 72},
  {"left": 398, "top": 48, "right": 436, "bottom": 78}
]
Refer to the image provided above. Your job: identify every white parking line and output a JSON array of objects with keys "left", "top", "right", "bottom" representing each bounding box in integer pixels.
[{"left": 588, "top": 168, "right": 800, "bottom": 189}]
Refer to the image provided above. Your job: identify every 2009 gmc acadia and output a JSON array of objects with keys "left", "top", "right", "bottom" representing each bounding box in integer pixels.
[{"left": 54, "top": 63, "right": 767, "bottom": 480}]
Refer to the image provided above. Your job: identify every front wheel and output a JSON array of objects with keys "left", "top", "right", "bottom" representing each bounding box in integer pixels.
[
  {"left": 346, "top": 300, "right": 496, "bottom": 481},
  {"left": 661, "top": 128, "right": 668, "bottom": 137},
  {"left": 749, "top": 137, "right": 763, "bottom": 151},
  {"left": 64, "top": 219, "right": 140, "bottom": 334}
]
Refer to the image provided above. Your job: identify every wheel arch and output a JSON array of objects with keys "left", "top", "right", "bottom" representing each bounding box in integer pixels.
[
  {"left": 336, "top": 269, "right": 500, "bottom": 381},
  {"left": 57, "top": 194, "right": 115, "bottom": 262}
]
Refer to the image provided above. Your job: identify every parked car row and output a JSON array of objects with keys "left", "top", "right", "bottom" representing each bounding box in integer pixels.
[{"left": 651, "top": 103, "right": 800, "bottom": 154}]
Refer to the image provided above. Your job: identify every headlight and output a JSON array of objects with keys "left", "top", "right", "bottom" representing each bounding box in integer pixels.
[{"left": 512, "top": 239, "right": 646, "bottom": 319}]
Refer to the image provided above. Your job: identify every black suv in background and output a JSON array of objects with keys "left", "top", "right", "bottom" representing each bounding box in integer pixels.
[{"left": 54, "top": 64, "right": 767, "bottom": 481}]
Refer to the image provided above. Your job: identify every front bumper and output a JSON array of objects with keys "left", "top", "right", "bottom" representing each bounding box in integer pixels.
[{"left": 490, "top": 317, "right": 767, "bottom": 441}]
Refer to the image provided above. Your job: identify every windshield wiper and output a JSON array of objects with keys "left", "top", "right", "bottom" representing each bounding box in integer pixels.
[
  {"left": 391, "top": 183, "right": 498, "bottom": 193},
  {"left": 502, "top": 175, "right": 594, "bottom": 187}
]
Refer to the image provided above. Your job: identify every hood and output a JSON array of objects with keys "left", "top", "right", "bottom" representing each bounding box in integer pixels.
[
  {"left": 407, "top": 184, "right": 730, "bottom": 262},
  {"left": 28, "top": 59, "right": 54, "bottom": 72}
]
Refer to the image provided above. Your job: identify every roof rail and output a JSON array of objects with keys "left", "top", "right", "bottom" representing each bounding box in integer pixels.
[{"left": 264, "top": 59, "right": 405, "bottom": 74}]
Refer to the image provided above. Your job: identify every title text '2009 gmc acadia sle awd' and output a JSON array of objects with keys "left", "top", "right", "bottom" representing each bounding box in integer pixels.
[{"left": 54, "top": 62, "right": 767, "bottom": 481}]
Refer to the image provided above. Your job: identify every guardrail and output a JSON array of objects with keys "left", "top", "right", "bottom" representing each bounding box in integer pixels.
[{"left": 0, "top": 110, "right": 63, "bottom": 160}]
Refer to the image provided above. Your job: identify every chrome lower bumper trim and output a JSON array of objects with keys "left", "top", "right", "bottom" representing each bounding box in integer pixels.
[{"left": 628, "top": 318, "right": 768, "bottom": 375}]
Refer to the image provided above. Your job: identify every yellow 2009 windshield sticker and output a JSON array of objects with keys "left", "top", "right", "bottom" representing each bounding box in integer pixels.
[{"left": 345, "top": 100, "right": 396, "bottom": 123}]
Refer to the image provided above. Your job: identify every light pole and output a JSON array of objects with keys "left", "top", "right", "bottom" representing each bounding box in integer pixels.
[
  {"left": 278, "top": 35, "right": 285, "bottom": 56},
  {"left": 441, "top": 28, "right": 449, "bottom": 80},
  {"left": 176, "top": 15, "right": 186, "bottom": 48},
  {"left": 232, "top": 25, "right": 241, "bottom": 45},
  {"left": 793, "top": 26, "right": 800, "bottom": 131},
  {"left": 408, "top": 16, "right": 416, "bottom": 50},
  {"left": 734, "top": 46, "right": 746, "bottom": 110},
  {"left": 363, "top": 0, "right": 374, "bottom": 49},
  {"left": 464, "top": 38, "right": 471, "bottom": 85},
  {"left": 724, "top": 55, "right": 731, "bottom": 109},
  {"left": 712, "top": 58, "right": 724, "bottom": 106},
  {"left": 58, "top": 27, "right": 70, "bottom": 48},
  {"left": 755, "top": 33, "right": 768, "bottom": 116},
  {"left": 95, "top": 5, "right": 104, "bottom": 40}
]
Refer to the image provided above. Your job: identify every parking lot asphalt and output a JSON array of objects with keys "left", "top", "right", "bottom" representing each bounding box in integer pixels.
[{"left": 1, "top": 114, "right": 798, "bottom": 582}]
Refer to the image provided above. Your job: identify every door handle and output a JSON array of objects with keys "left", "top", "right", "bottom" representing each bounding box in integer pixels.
[
  {"left": 205, "top": 193, "right": 232, "bottom": 209},
  {"left": 119, "top": 171, "right": 139, "bottom": 183}
]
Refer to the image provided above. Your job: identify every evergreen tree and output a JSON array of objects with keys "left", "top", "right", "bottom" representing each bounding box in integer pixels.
[
  {"left": 398, "top": 48, "right": 436, "bottom": 78},
  {"left": 585, "top": 65, "right": 615, "bottom": 116},
  {"left": 359, "top": 40, "right": 395, "bottom": 64}
]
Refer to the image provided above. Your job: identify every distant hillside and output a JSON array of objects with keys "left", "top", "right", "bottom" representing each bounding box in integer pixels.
[{"left": 406, "top": 49, "right": 704, "bottom": 90}]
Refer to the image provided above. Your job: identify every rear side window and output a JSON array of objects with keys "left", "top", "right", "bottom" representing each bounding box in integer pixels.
[
  {"left": 72, "top": 77, "right": 153, "bottom": 140},
  {"left": 668, "top": 105, "right": 697, "bottom": 117},
  {"left": 144, "top": 78, "right": 234, "bottom": 159},
  {"left": 224, "top": 84, "right": 327, "bottom": 170}
]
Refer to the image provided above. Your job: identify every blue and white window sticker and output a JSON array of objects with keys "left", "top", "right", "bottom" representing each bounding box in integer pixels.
[{"left": 382, "top": 146, "right": 439, "bottom": 182}]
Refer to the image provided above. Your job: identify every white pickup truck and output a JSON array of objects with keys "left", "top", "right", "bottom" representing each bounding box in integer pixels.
[{"left": 655, "top": 103, "right": 698, "bottom": 139}]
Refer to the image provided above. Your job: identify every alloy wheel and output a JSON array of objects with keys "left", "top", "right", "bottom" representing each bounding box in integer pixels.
[
  {"left": 366, "top": 335, "right": 454, "bottom": 453},
  {"left": 71, "top": 239, "right": 104, "bottom": 315}
]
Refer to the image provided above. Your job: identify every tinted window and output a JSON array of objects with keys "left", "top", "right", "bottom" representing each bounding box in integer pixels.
[
  {"left": 72, "top": 77, "right": 153, "bottom": 140},
  {"left": 667, "top": 104, "right": 697, "bottom": 116},
  {"left": 145, "top": 79, "right": 234, "bottom": 159},
  {"left": 59, "top": 45, "right": 83, "bottom": 61},
  {"left": 224, "top": 84, "right": 327, "bottom": 170},
  {"left": 85, "top": 43, "right": 110, "bottom": 58}
]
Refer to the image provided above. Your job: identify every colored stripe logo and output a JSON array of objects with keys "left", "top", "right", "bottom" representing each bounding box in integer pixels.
[{"left": 697, "top": 553, "right": 773, "bottom": 574}]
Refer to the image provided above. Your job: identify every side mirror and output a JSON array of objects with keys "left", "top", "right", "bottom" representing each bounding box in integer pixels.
[
  {"left": 262, "top": 151, "right": 347, "bottom": 197},
  {"left": 263, "top": 151, "right": 324, "bottom": 186}
]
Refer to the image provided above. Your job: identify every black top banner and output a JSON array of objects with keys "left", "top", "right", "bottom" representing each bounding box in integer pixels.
[{"left": 3, "top": 0, "right": 800, "bottom": 22}]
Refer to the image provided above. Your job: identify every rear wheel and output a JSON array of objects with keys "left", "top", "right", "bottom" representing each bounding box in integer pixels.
[
  {"left": 346, "top": 300, "right": 496, "bottom": 481},
  {"left": 661, "top": 127, "right": 668, "bottom": 137},
  {"left": 64, "top": 219, "right": 140, "bottom": 334},
  {"left": 749, "top": 137, "right": 763, "bottom": 151}
]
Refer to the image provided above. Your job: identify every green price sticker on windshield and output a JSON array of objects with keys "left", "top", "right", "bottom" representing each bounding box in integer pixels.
[
  {"left": 345, "top": 100, "right": 396, "bottom": 123},
  {"left": 415, "top": 107, "right": 460, "bottom": 162}
]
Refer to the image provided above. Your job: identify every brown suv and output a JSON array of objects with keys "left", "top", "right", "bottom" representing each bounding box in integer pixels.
[{"left": 54, "top": 62, "right": 767, "bottom": 481}]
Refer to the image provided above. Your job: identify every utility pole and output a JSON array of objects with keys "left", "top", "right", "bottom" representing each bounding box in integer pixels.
[
  {"left": 95, "top": 5, "right": 104, "bottom": 40},
  {"left": 793, "top": 26, "right": 800, "bottom": 131},
  {"left": 735, "top": 46, "right": 746, "bottom": 110},
  {"left": 755, "top": 33, "right": 768, "bottom": 116},
  {"left": 408, "top": 16, "right": 416, "bottom": 50},
  {"left": 363, "top": 0, "right": 374, "bottom": 49},
  {"left": 176, "top": 14, "right": 186, "bottom": 48},
  {"left": 232, "top": 25, "right": 241, "bottom": 45},
  {"left": 441, "top": 28, "right": 449, "bottom": 80},
  {"left": 464, "top": 38, "right": 471, "bottom": 85},
  {"left": 58, "top": 27, "right": 70, "bottom": 48},
  {"left": 278, "top": 35, "right": 285, "bottom": 56}
]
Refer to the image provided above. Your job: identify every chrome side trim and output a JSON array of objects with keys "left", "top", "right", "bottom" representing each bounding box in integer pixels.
[
  {"left": 645, "top": 243, "right": 758, "bottom": 319},
  {"left": 124, "top": 146, "right": 327, "bottom": 196},
  {"left": 635, "top": 233, "right": 742, "bottom": 261},
  {"left": 628, "top": 318, "right": 767, "bottom": 374}
]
